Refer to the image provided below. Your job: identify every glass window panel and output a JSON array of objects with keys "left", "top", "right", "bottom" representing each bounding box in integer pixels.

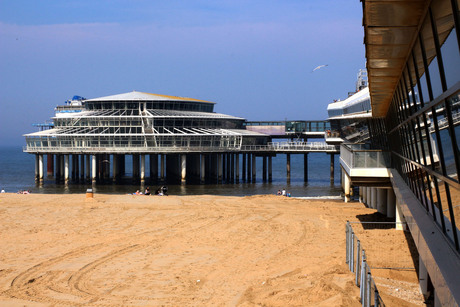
[
  {"left": 421, "top": 14, "right": 444, "bottom": 99},
  {"left": 441, "top": 27, "right": 460, "bottom": 88}
]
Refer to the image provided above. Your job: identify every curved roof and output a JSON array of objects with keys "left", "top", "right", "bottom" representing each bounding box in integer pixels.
[{"left": 84, "top": 91, "right": 215, "bottom": 104}]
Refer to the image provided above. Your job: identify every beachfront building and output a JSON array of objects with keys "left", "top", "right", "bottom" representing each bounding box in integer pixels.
[
  {"left": 24, "top": 91, "right": 267, "bottom": 184},
  {"left": 327, "top": 69, "right": 372, "bottom": 144},
  {"left": 341, "top": 0, "right": 460, "bottom": 305}
]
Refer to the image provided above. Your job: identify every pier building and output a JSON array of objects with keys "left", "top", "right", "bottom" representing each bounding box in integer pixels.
[
  {"left": 339, "top": 0, "right": 460, "bottom": 305},
  {"left": 25, "top": 91, "right": 340, "bottom": 185},
  {"left": 24, "top": 91, "right": 271, "bottom": 184}
]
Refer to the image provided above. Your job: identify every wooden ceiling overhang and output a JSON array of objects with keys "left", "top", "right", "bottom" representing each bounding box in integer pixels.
[{"left": 363, "top": 0, "right": 430, "bottom": 118}]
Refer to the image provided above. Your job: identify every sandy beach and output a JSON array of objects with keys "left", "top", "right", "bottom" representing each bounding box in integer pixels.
[{"left": 0, "top": 193, "right": 425, "bottom": 306}]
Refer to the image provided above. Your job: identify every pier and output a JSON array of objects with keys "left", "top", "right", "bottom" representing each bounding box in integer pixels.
[{"left": 26, "top": 141, "right": 339, "bottom": 185}]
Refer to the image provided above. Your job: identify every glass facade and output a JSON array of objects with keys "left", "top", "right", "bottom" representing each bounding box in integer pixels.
[{"left": 371, "top": 0, "right": 460, "bottom": 251}]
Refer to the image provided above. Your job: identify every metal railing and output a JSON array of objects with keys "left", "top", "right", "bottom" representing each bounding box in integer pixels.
[
  {"left": 341, "top": 144, "right": 390, "bottom": 169},
  {"left": 24, "top": 141, "right": 340, "bottom": 154},
  {"left": 241, "top": 141, "right": 339, "bottom": 152},
  {"left": 346, "top": 221, "right": 385, "bottom": 307}
]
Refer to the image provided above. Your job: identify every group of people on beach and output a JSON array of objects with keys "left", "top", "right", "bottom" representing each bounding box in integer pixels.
[
  {"left": 16, "top": 190, "right": 31, "bottom": 194},
  {"left": 276, "top": 188, "right": 291, "bottom": 197},
  {"left": 132, "top": 186, "right": 168, "bottom": 196}
]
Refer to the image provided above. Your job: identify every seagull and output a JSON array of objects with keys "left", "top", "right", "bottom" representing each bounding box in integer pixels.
[{"left": 311, "top": 64, "right": 328, "bottom": 72}]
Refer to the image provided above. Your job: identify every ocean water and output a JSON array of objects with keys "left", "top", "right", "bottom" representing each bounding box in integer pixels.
[{"left": 0, "top": 146, "right": 343, "bottom": 197}]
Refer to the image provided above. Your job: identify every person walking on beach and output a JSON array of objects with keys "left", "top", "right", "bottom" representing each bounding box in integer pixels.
[{"left": 282, "top": 188, "right": 286, "bottom": 196}]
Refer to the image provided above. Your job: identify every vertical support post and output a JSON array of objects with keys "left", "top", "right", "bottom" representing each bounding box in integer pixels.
[
  {"left": 181, "top": 154, "right": 186, "bottom": 183},
  {"left": 35, "top": 154, "right": 39, "bottom": 180},
  {"left": 140, "top": 154, "right": 146, "bottom": 182},
  {"left": 226, "top": 153, "right": 231, "bottom": 182},
  {"left": 230, "top": 153, "right": 235, "bottom": 183},
  {"left": 377, "top": 188, "right": 387, "bottom": 215},
  {"left": 330, "top": 153, "right": 335, "bottom": 184},
  {"left": 55, "top": 155, "right": 61, "bottom": 181},
  {"left": 371, "top": 188, "right": 377, "bottom": 209},
  {"left": 91, "top": 154, "right": 97, "bottom": 183},
  {"left": 112, "top": 154, "right": 118, "bottom": 182},
  {"left": 85, "top": 155, "right": 90, "bottom": 181},
  {"left": 262, "top": 155, "right": 267, "bottom": 182},
  {"left": 235, "top": 154, "right": 239, "bottom": 183},
  {"left": 247, "top": 154, "right": 251, "bottom": 182},
  {"left": 60, "top": 155, "right": 64, "bottom": 181},
  {"left": 80, "top": 154, "right": 85, "bottom": 180},
  {"left": 242, "top": 153, "right": 246, "bottom": 181},
  {"left": 268, "top": 155, "right": 272, "bottom": 182},
  {"left": 252, "top": 154, "right": 256, "bottom": 182},
  {"left": 387, "top": 188, "right": 396, "bottom": 218},
  {"left": 64, "top": 154, "right": 69, "bottom": 183},
  {"left": 75, "top": 155, "right": 80, "bottom": 181},
  {"left": 302, "top": 153, "right": 307, "bottom": 182},
  {"left": 218, "top": 154, "right": 223, "bottom": 183},
  {"left": 356, "top": 240, "right": 361, "bottom": 286},
  {"left": 201, "top": 154, "right": 206, "bottom": 183},
  {"left": 160, "top": 154, "right": 165, "bottom": 182},
  {"left": 286, "top": 153, "right": 291, "bottom": 181},
  {"left": 344, "top": 173, "right": 351, "bottom": 202},
  {"left": 47, "top": 154, "right": 54, "bottom": 177}
]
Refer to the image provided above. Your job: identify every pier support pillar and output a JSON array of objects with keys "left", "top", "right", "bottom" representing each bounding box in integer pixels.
[
  {"left": 35, "top": 154, "right": 39, "bottom": 180},
  {"left": 304, "top": 153, "right": 308, "bottom": 182},
  {"left": 91, "top": 155, "right": 97, "bottom": 183},
  {"left": 235, "top": 154, "right": 239, "bottom": 183},
  {"left": 247, "top": 154, "right": 251, "bottom": 182},
  {"left": 344, "top": 173, "right": 351, "bottom": 202},
  {"left": 286, "top": 154, "right": 291, "bottom": 181},
  {"left": 55, "top": 155, "right": 61, "bottom": 181},
  {"left": 377, "top": 188, "right": 387, "bottom": 215},
  {"left": 140, "top": 154, "right": 146, "bottom": 182},
  {"left": 362, "top": 187, "right": 367, "bottom": 205},
  {"left": 181, "top": 154, "right": 186, "bottom": 183},
  {"left": 112, "top": 154, "right": 118, "bottom": 182},
  {"left": 201, "top": 155, "right": 206, "bottom": 183},
  {"left": 387, "top": 188, "right": 396, "bottom": 218},
  {"left": 368, "top": 187, "right": 372, "bottom": 206},
  {"left": 80, "top": 155, "right": 85, "bottom": 181},
  {"left": 268, "top": 156, "right": 272, "bottom": 182},
  {"left": 85, "top": 155, "right": 90, "bottom": 181},
  {"left": 252, "top": 154, "right": 256, "bottom": 183},
  {"left": 262, "top": 155, "right": 267, "bottom": 182},
  {"left": 150, "top": 154, "right": 158, "bottom": 182},
  {"left": 226, "top": 153, "right": 231, "bottom": 183},
  {"left": 160, "top": 154, "right": 165, "bottom": 181},
  {"left": 60, "top": 155, "right": 64, "bottom": 181},
  {"left": 371, "top": 188, "right": 377, "bottom": 209},
  {"left": 242, "top": 153, "right": 246, "bottom": 181},
  {"left": 330, "top": 153, "right": 335, "bottom": 184},
  {"left": 218, "top": 154, "right": 223, "bottom": 183},
  {"left": 75, "top": 155, "right": 80, "bottom": 181},
  {"left": 230, "top": 154, "right": 235, "bottom": 183},
  {"left": 39, "top": 154, "right": 44, "bottom": 180},
  {"left": 64, "top": 155, "right": 69, "bottom": 183},
  {"left": 47, "top": 154, "right": 54, "bottom": 177}
]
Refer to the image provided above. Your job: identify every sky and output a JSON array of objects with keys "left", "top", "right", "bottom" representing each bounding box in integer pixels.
[{"left": 0, "top": 0, "right": 365, "bottom": 146}]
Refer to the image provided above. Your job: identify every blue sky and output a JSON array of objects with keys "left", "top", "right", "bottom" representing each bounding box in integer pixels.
[{"left": 0, "top": 0, "right": 365, "bottom": 145}]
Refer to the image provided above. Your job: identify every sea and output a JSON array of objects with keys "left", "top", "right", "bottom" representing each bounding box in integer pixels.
[{"left": 0, "top": 146, "right": 343, "bottom": 198}]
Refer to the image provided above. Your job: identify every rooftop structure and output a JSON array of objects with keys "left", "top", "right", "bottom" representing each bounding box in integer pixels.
[{"left": 25, "top": 91, "right": 264, "bottom": 155}]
